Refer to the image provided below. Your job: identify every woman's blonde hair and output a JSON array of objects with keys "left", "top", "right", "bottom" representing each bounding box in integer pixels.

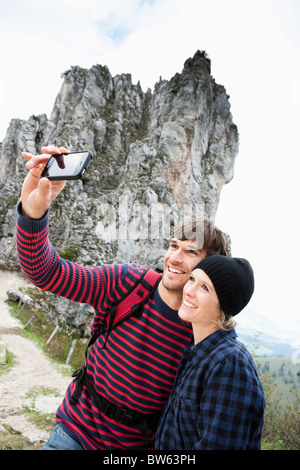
[{"left": 215, "top": 311, "right": 236, "bottom": 331}]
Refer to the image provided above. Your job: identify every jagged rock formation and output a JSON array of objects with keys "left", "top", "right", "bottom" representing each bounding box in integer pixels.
[{"left": 0, "top": 51, "right": 239, "bottom": 332}]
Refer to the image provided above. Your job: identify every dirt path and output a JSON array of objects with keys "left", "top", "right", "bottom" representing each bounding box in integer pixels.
[{"left": 0, "top": 270, "right": 72, "bottom": 445}]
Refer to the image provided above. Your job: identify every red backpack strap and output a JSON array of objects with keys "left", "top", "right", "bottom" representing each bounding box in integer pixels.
[
  {"left": 104, "top": 269, "right": 162, "bottom": 336},
  {"left": 70, "top": 268, "right": 162, "bottom": 405},
  {"left": 112, "top": 268, "right": 162, "bottom": 328}
]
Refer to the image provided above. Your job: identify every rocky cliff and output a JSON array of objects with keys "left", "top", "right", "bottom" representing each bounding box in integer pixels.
[{"left": 0, "top": 51, "right": 239, "bottom": 332}]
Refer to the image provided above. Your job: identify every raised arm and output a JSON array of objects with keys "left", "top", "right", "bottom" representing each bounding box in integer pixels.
[
  {"left": 16, "top": 145, "right": 146, "bottom": 333},
  {"left": 16, "top": 144, "right": 104, "bottom": 309}
]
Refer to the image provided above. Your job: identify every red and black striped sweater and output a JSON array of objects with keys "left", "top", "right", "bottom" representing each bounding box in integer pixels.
[{"left": 15, "top": 204, "right": 193, "bottom": 450}]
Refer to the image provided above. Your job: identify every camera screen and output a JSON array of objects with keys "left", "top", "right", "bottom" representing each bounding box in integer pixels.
[{"left": 44, "top": 152, "right": 87, "bottom": 177}]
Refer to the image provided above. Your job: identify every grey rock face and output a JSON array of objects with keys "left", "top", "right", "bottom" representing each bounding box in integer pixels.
[{"left": 0, "top": 51, "right": 238, "bottom": 332}]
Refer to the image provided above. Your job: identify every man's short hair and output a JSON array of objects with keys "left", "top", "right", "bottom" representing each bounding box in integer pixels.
[{"left": 173, "top": 218, "right": 231, "bottom": 257}]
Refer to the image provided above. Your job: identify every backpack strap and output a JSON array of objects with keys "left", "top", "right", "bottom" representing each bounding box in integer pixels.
[
  {"left": 82, "top": 371, "right": 161, "bottom": 446},
  {"left": 70, "top": 268, "right": 162, "bottom": 407},
  {"left": 108, "top": 268, "right": 162, "bottom": 327},
  {"left": 77, "top": 268, "right": 162, "bottom": 352}
]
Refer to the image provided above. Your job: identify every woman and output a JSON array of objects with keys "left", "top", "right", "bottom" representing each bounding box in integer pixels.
[{"left": 155, "top": 255, "right": 265, "bottom": 450}]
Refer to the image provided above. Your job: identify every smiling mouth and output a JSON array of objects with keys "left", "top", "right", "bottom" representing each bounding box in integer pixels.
[
  {"left": 168, "top": 266, "right": 185, "bottom": 275},
  {"left": 183, "top": 299, "right": 197, "bottom": 309}
]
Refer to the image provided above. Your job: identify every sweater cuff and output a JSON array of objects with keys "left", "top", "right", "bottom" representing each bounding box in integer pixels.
[{"left": 16, "top": 201, "right": 49, "bottom": 233}]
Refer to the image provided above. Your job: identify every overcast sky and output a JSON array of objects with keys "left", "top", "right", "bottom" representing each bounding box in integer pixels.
[{"left": 0, "top": 0, "right": 299, "bottom": 347}]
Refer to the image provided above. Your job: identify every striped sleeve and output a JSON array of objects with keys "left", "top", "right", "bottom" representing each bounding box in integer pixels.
[{"left": 15, "top": 202, "right": 146, "bottom": 331}]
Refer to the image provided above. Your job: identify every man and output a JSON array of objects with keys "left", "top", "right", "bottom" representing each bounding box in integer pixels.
[{"left": 16, "top": 145, "right": 230, "bottom": 450}]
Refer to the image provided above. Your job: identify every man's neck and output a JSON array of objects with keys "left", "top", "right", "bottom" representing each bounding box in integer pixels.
[{"left": 158, "top": 282, "right": 183, "bottom": 310}]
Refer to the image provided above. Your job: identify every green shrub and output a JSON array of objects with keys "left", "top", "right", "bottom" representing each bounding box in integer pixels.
[{"left": 261, "top": 372, "right": 300, "bottom": 450}]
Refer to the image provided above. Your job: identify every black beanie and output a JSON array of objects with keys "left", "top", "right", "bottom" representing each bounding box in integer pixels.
[{"left": 194, "top": 255, "right": 254, "bottom": 317}]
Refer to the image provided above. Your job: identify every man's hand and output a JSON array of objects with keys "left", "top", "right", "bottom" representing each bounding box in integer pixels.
[{"left": 21, "top": 145, "right": 68, "bottom": 219}]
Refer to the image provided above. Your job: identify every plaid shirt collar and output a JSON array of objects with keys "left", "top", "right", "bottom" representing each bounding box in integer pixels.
[{"left": 184, "top": 328, "right": 237, "bottom": 361}]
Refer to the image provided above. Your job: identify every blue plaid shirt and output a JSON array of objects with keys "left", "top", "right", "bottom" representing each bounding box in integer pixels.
[{"left": 155, "top": 329, "right": 265, "bottom": 450}]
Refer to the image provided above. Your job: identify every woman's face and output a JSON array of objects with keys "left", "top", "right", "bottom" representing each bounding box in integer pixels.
[{"left": 178, "top": 269, "right": 222, "bottom": 327}]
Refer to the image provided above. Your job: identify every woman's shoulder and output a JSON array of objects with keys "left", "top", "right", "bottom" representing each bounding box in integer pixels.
[{"left": 201, "top": 329, "right": 256, "bottom": 371}]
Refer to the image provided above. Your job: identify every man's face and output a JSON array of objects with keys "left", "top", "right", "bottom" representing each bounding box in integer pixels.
[{"left": 162, "top": 238, "right": 206, "bottom": 294}]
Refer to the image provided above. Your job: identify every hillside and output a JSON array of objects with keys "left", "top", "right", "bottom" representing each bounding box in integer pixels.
[{"left": 254, "top": 357, "right": 300, "bottom": 402}]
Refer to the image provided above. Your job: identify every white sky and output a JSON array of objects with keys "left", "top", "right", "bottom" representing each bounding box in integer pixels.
[{"left": 0, "top": 0, "right": 299, "bottom": 343}]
